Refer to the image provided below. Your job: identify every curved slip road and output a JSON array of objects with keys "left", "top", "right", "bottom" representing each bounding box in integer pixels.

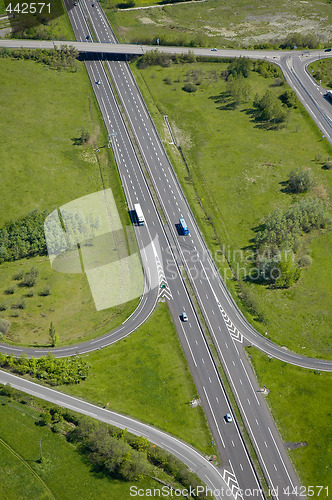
[{"left": 0, "top": 370, "right": 233, "bottom": 500}]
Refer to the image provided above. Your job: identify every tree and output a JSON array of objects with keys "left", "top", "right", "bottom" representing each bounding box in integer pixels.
[
  {"left": 228, "top": 57, "right": 251, "bottom": 78},
  {"left": 279, "top": 89, "right": 297, "bottom": 108},
  {"left": 274, "top": 253, "right": 301, "bottom": 288},
  {"left": 288, "top": 169, "right": 313, "bottom": 193},
  {"left": 78, "top": 128, "right": 90, "bottom": 144},
  {"left": 226, "top": 75, "right": 251, "bottom": 106},
  {"left": 49, "top": 322, "right": 58, "bottom": 347},
  {"left": 254, "top": 90, "right": 288, "bottom": 126}
]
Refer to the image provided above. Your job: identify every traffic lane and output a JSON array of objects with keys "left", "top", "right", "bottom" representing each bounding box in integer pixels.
[
  {"left": 165, "top": 272, "right": 264, "bottom": 498},
  {"left": 279, "top": 56, "right": 332, "bottom": 143},
  {"left": 81, "top": 0, "right": 116, "bottom": 43},
  {"left": 166, "top": 290, "right": 262, "bottom": 498},
  {"left": 0, "top": 370, "right": 232, "bottom": 500}
]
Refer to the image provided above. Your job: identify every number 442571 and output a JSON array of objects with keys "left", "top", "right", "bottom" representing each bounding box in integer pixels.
[{"left": 6, "top": 3, "right": 51, "bottom": 14}]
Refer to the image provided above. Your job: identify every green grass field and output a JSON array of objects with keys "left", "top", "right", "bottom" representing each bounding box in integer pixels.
[
  {"left": 63, "top": 301, "right": 217, "bottom": 458},
  {"left": 0, "top": 57, "right": 139, "bottom": 346},
  {"left": 102, "top": 0, "right": 332, "bottom": 48},
  {"left": 308, "top": 58, "right": 332, "bottom": 89},
  {"left": 0, "top": 256, "right": 138, "bottom": 347},
  {"left": 0, "top": 395, "right": 189, "bottom": 499},
  {"left": 248, "top": 347, "right": 332, "bottom": 497},
  {"left": 132, "top": 59, "right": 332, "bottom": 359}
]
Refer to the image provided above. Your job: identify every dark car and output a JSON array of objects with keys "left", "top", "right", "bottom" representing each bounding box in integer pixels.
[
  {"left": 86, "top": 35, "right": 90, "bottom": 40},
  {"left": 324, "top": 48, "right": 331, "bottom": 52}
]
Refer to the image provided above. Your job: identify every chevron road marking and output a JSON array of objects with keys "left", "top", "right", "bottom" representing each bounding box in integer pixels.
[{"left": 222, "top": 468, "right": 244, "bottom": 500}]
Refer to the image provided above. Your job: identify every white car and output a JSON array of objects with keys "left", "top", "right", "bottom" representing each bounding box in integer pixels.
[
  {"left": 225, "top": 413, "right": 232, "bottom": 423},
  {"left": 211, "top": 48, "right": 218, "bottom": 51},
  {"left": 96, "top": 79, "right": 101, "bottom": 85},
  {"left": 182, "top": 312, "right": 188, "bottom": 322}
]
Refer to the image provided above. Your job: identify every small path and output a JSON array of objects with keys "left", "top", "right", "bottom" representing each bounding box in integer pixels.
[
  {"left": 0, "top": 436, "right": 56, "bottom": 499},
  {"left": 118, "top": 0, "right": 206, "bottom": 11}
]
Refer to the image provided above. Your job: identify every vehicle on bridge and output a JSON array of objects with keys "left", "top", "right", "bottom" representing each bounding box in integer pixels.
[{"left": 179, "top": 217, "right": 189, "bottom": 235}]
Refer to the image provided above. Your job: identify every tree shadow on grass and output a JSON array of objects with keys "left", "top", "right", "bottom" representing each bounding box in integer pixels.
[
  {"left": 279, "top": 180, "right": 293, "bottom": 194},
  {"left": 208, "top": 91, "right": 238, "bottom": 111},
  {"left": 71, "top": 136, "right": 84, "bottom": 146},
  {"left": 241, "top": 107, "right": 282, "bottom": 130}
]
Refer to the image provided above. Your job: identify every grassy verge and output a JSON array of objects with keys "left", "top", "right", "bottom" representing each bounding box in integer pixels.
[
  {"left": 0, "top": 393, "right": 190, "bottom": 499},
  {"left": 247, "top": 347, "right": 332, "bottom": 497},
  {"left": 308, "top": 58, "right": 332, "bottom": 89},
  {"left": 131, "top": 58, "right": 332, "bottom": 359},
  {"left": 0, "top": 57, "right": 139, "bottom": 346},
  {"left": 101, "top": 0, "right": 332, "bottom": 49},
  {"left": 62, "top": 301, "right": 217, "bottom": 458}
]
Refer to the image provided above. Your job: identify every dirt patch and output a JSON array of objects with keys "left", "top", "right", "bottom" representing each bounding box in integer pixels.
[
  {"left": 285, "top": 441, "right": 308, "bottom": 450},
  {"left": 138, "top": 17, "right": 156, "bottom": 25}
]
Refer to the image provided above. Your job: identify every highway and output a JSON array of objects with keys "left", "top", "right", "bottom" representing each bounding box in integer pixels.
[
  {"left": 1, "top": 6, "right": 331, "bottom": 499},
  {"left": 64, "top": 3, "right": 265, "bottom": 497},
  {"left": 71, "top": 1, "right": 305, "bottom": 498}
]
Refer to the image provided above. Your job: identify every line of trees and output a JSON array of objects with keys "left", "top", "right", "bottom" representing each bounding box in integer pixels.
[
  {"left": 0, "top": 46, "right": 79, "bottom": 71},
  {"left": 0, "top": 353, "right": 89, "bottom": 385},
  {"left": 253, "top": 198, "right": 330, "bottom": 287},
  {"left": 0, "top": 209, "right": 48, "bottom": 264},
  {"left": 68, "top": 418, "right": 209, "bottom": 496},
  {"left": 137, "top": 49, "right": 196, "bottom": 69}
]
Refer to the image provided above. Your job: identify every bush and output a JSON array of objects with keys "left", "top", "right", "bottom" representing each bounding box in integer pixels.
[
  {"left": 298, "top": 255, "right": 312, "bottom": 267},
  {"left": 39, "top": 287, "right": 51, "bottom": 297},
  {"left": 0, "top": 353, "right": 90, "bottom": 385},
  {"left": 324, "top": 159, "right": 332, "bottom": 170},
  {"left": 0, "top": 303, "right": 7, "bottom": 311},
  {"left": 13, "top": 270, "right": 24, "bottom": 281},
  {"left": 20, "top": 267, "right": 39, "bottom": 287},
  {"left": 288, "top": 169, "right": 313, "bottom": 193},
  {"left": 5, "top": 287, "right": 15, "bottom": 295},
  {"left": 11, "top": 298, "right": 26, "bottom": 310},
  {"left": 182, "top": 82, "right": 197, "bottom": 93},
  {"left": 116, "top": 0, "right": 135, "bottom": 8},
  {"left": 255, "top": 198, "right": 330, "bottom": 256},
  {"left": 273, "top": 78, "right": 284, "bottom": 87},
  {"left": 0, "top": 319, "right": 11, "bottom": 334}
]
